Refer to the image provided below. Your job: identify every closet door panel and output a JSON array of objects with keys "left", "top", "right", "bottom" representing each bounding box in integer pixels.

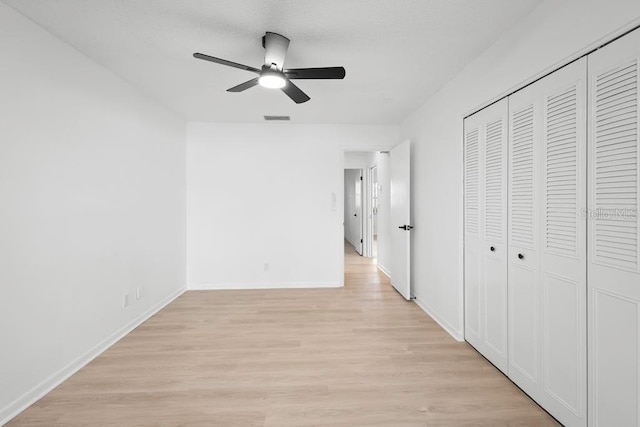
[
  {"left": 484, "top": 251, "right": 508, "bottom": 364},
  {"left": 464, "top": 241, "right": 482, "bottom": 344},
  {"left": 508, "top": 91, "right": 541, "bottom": 398},
  {"left": 543, "top": 273, "right": 580, "bottom": 410},
  {"left": 588, "top": 27, "right": 640, "bottom": 427},
  {"left": 482, "top": 109, "right": 509, "bottom": 373},
  {"left": 540, "top": 58, "right": 587, "bottom": 426},
  {"left": 509, "top": 261, "right": 537, "bottom": 382},
  {"left": 591, "top": 289, "right": 638, "bottom": 426}
]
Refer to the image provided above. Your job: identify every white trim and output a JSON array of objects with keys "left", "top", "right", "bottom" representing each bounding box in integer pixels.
[
  {"left": 413, "top": 296, "right": 464, "bottom": 342},
  {"left": 0, "top": 286, "right": 186, "bottom": 425},
  {"left": 377, "top": 263, "right": 391, "bottom": 278},
  {"left": 459, "top": 107, "right": 466, "bottom": 348},
  {"left": 367, "top": 164, "right": 378, "bottom": 259},
  {"left": 343, "top": 146, "right": 393, "bottom": 152},
  {"left": 362, "top": 167, "right": 372, "bottom": 258},
  {"left": 189, "top": 282, "right": 341, "bottom": 290}
]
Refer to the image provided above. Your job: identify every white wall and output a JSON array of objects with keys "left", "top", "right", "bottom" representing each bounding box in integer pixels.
[
  {"left": 187, "top": 123, "right": 398, "bottom": 289},
  {"left": 344, "top": 151, "right": 375, "bottom": 169},
  {"left": 400, "top": 0, "right": 640, "bottom": 340},
  {"left": 0, "top": 3, "right": 186, "bottom": 422}
]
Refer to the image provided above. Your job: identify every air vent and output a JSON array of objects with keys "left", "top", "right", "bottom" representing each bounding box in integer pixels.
[{"left": 264, "top": 115, "right": 290, "bottom": 121}]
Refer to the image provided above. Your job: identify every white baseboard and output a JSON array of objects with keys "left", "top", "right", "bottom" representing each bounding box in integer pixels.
[
  {"left": 0, "top": 286, "right": 186, "bottom": 425},
  {"left": 377, "top": 264, "right": 391, "bottom": 278},
  {"left": 413, "top": 296, "right": 464, "bottom": 342},
  {"left": 189, "top": 282, "right": 341, "bottom": 290},
  {"left": 345, "top": 236, "right": 362, "bottom": 251}
]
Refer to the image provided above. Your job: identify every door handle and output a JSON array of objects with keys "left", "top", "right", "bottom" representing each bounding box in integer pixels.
[
  {"left": 490, "top": 246, "right": 495, "bottom": 252},
  {"left": 398, "top": 225, "right": 414, "bottom": 231},
  {"left": 354, "top": 213, "right": 357, "bottom": 217},
  {"left": 518, "top": 253, "right": 524, "bottom": 260}
]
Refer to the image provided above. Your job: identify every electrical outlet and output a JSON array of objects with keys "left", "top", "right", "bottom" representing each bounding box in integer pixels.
[
  {"left": 122, "top": 294, "right": 130, "bottom": 308},
  {"left": 263, "top": 263, "right": 270, "bottom": 272},
  {"left": 136, "top": 287, "right": 142, "bottom": 300}
]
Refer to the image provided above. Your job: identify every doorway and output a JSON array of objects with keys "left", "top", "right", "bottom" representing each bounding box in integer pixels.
[
  {"left": 342, "top": 143, "right": 411, "bottom": 298},
  {"left": 343, "top": 151, "right": 390, "bottom": 275},
  {"left": 344, "top": 168, "right": 364, "bottom": 255}
]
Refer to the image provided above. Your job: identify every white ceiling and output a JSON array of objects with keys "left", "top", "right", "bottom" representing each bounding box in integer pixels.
[{"left": 3, "top": 0, "right": 541, "bottom": 124}]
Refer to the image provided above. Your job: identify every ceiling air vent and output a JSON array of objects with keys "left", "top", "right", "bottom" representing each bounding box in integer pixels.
[{"left": 264, "top": 115, "right": 290, "bottom": 121}]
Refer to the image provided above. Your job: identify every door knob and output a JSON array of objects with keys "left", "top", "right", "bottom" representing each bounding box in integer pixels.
[
  {"left": 518, "top": 253, "right": 524, "bottom": 260},
  {"left": 490, "top": 246, "right": 495, "bottom": 252}
]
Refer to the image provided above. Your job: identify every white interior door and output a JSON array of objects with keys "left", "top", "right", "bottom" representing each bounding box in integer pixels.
[
  {"left": 587, "top": 28, "right": 640, "bottom": 427},
  {"left": 390, "top": 140, "right": 411, "bottom": 299}
]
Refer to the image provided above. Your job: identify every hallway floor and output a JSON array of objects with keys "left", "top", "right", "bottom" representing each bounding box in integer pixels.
[{"left": 9, "top": 242, "right": 557, "bottom": 426}]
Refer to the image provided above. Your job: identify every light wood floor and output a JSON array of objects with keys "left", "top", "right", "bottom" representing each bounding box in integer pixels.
[{"left": 9, "top": 242, "right": 558, "bottom": 426}]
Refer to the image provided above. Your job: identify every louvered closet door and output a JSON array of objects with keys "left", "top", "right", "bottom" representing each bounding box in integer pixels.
[
  {"left": 587, "top": 28, "right": 640, "bottom": 427},
  {"left": 539, "top": 58, "right": 587, "bottom": 427},
  {"left": 507, "top": 57, "right": 587, "bottom": 427},
  {"left": 508, "top": 60, "right": 587, "bottom": 426},
  {"left": 464, "top": 118, "right": 483, "bottom": 349},
  {"left": 508, "top": 81, "right": 542, "bottom": 400},
  {"left": 464, "top": 98, "right": 509, "bottom": 374}
]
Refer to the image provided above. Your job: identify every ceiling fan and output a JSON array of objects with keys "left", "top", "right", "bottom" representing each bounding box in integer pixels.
[{"left": 193, "top": 32, "right": 346, "bottom": 104}]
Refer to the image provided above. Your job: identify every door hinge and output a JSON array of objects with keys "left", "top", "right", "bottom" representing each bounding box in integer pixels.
[
  {"left": 360, "top": 176, "right": 363, "bottom": 181},
  {"left": 361, "top": 239, "right": 363, "bottom": 243}
]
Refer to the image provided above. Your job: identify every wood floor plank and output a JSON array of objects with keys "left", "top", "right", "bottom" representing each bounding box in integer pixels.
[{"left": 8, "top": 242, "right": 558, "bottom": 426}]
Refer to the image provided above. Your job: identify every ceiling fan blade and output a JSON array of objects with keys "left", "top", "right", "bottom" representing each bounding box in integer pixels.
[
  {"left": 193, "top": 53, "right": 260, "bottom": 73},
  {"left": 284, "top": 67, "right": 346, "bottom": 79},
  {"left": 227, "top": 78, "right": 260, "bottom": 92},
  {"left": 281, "top": 80, "right": 310, "bottom": 104},
  {"left": 263, "top": 32, "right": 290, "bottom": 70}
]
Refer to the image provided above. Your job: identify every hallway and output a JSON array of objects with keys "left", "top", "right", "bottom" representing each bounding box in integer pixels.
[{"left": 10, "top": 244, "right": 557, "bottom": 425}]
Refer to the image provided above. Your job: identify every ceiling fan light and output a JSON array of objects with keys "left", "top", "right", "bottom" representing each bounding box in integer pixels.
[{"left": 259, "top": 73, "right": 286, "bottom": 89}]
